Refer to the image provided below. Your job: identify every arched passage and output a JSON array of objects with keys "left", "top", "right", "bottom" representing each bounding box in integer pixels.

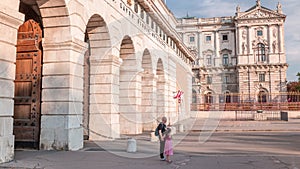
[
  {"left": 84, "top": 14, "right": 118, "bottom": 140},
  {"left": 258, "top": 89, "right": 268, "bottom": 103},
  {"left": 14, "top": 19, "right": 43, "bottom": 149},
  {"left": 14, "top": 0, "right": 44, "bottom": 149},
  {"left": 141, "top": 49, "right": 156, "bottom": 131},
  {"left": 119, "top": 36, "right": 142, "bottom": 134}
]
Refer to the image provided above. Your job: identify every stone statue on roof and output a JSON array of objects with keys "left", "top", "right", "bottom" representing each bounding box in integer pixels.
[
  {"left": 236, "top": 5, "right": 241, "bottom": 13},
  {"left": 256, "top": 0, "right": 261, "bottom": 7},
  {"left": 277, "top": 2, "right": 282, "bottom": 13}
]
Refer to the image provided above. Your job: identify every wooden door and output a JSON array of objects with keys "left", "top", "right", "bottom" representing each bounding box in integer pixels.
[{"left": 14, "top": 19, "right": 42, "bottom": 148}]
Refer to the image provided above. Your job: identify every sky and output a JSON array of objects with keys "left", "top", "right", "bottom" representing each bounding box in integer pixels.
[{"left": 166, "top": 0, "right": 300, "bottom": 82}]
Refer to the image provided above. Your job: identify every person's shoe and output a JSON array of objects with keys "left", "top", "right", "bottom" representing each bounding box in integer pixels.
[
  {"left": 166, "top": 160, "right": 172, "bottom": 163},
  {"left": 160, "top": 157, "right": 166, "bottom": 161}
]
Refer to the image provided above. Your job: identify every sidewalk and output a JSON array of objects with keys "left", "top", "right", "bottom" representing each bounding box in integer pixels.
[
  {"left": 178, "top": 117, "right": 300, "bottom": 132},
  {"left": 1, "top": 118, "right": 300, "bottom": 169}
]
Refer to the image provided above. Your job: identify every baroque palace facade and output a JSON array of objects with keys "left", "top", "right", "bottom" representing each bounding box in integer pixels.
[
  {"left": 177, "top": 0, "right": 288, "bottom": 106},
  {"left": 0, "top": 0, "right": 195, "bottom": 163}
]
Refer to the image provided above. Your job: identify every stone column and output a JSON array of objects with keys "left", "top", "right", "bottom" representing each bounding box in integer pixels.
[
  {"left": 89, "top": 55, "right": 121, "bottom": 140},
  {"left": 0, "top": 2, "right": 23, "bottom": 163},
  {"left": 40, "top": 39, "right": 87, "bottom": 150},
  {"left": 184, "top": 71, "right": 193, "bottom": 119}
]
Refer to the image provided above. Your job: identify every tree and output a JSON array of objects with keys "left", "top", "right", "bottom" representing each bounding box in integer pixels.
[
  {"left": 297, "top": 72, "right": 300, "bottom": 82},
  {"left": 287, "top": 82, "right": 300, "bottom": 92}
]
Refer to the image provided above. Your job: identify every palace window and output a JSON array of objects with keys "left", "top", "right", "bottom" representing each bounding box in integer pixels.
[
  {"left": 189, "top": 36, "right": 195, "bottom": 43},
  {"left": 206, "top": 55, "right": 212, "bottom": 65},
  {"left": 146, "top": 14, "right": 149, "bottom": 24},
  {"left": 134, "top": 3, "right": 138, "bottom": 13},
  {"left": 140, "top": 9, "right": 144, "bottom": 19},
  {"left": 225, "top": 91, "right": 231, "bottom": 103},
  {"left": 257, "top": 43, "right": 266, "bottom": 62},
  {"left": 205, "top": 35, "right": 211, "bottom": 42},
  {"left": 257, "top": 30, "right": 263, "bottom": 36},
  {"left": 258, "top": 90, "right": 268, "bottom": 103},
  {"left": 223, "top": 54, "right": 229, "bottom": 65},
  {"left": 222, "top": 34, "right": 228, "bottom": 41},
  {"left": 205, "top": 92, "right": 213, "bottom": 103},
  {"left": 224, "top": 76, "right": 229, "bottom": 84},
  {"left": 259, "top": 73, "right": 265, "bottom": 82}
]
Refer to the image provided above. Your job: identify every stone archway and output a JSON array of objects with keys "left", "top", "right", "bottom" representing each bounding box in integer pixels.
[
  {"left": 141, "top": 49, "right": 156, "bottom": 131},
  {"left": 83, "top": 14, "right": 121, "bottom": 141},
  {"left": 258, "top": 89, "right": 268, "bottom": 103},
  {"left": 119, "top": 36, "right": 142, "bottom": 134},
  {"left": 14, "top": 19, "right": 43, "bottom": 149},
  {"left": 13, "top": 0, "right": 45, "bottom": 149},
  {"left": 83, "top": 14, "right": 112, "bottom": 140}
]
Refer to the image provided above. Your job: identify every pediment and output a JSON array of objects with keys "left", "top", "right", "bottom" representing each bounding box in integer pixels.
[{"left": 237, "top": 7, "right": 285, "bottom": 20}]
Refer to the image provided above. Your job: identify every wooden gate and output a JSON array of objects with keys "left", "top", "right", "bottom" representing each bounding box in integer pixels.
[{"left": 14, "top": 19, "right": 42, "bottom": 148}]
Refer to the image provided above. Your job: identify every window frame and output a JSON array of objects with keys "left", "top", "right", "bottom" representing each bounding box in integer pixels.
[
  {"left": 189, "top": 36, "right": 195, "bottom": 43},
  {"left": 259, "top": 73, "right": 265, "bottom": 82},
  {"left": 257, "top": 43, "right": 266, "bottom": 62},
  {"left": 222, "top": 34, "right": 228, "bottom": 41},
  {"left": 206, "top": 55, "right": 212, "bottom": 65},
  {"left": 257, "top": 30, "right": 263, "bottom": 36},
  {"left": 205, "top": 35, "right": 211, "bottom": 42},
  {"left": 223, "top": 54, "right": 229, "bottom": 65}
]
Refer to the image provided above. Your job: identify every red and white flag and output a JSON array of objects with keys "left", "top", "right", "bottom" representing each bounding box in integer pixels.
[{"left": 173, "top": 90, "right": 184, "bottom": 99}]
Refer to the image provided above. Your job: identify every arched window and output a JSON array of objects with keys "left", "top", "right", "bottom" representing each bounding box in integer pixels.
[
  {"left": 192, "top": 89, "right": 197, "bottom": 103},
  {"left": 225, "top": 91, "right": 231, "bottom": 103},
  {"left": 205, "top": 92, "right": 213, "bottom": 103},
  {"left": 258, "top": 90, "right": 268, "bottom": 103},
  {"left": 257, "top": 43, "right": 266, "bottom": 62}
]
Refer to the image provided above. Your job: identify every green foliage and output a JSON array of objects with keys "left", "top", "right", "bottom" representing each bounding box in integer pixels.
[
  {"left": 287, "top": 82, "right": 300, "bottom": 92},
  {"left": 297, "top": 72, "right": 300, "bottom": 82}
]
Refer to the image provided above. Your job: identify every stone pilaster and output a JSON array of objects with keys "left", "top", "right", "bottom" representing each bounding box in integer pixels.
[
  {"left": 40, "top": 38, "right": 87, "bottom": 150},
  {"left": 168, "top": 58, "right": 177, "bottom": 125},
  {"left": 89, "top": 55, "right": 121, "bottom": 140},
  {"left": 0, "top": 3, "right": 23, "bottom": 163},
  {"left": 119, "top": 67, "right": 143, "bottom": 135},
  {"left": 141, "top": 73, "right": 157, "bottom": 131}
]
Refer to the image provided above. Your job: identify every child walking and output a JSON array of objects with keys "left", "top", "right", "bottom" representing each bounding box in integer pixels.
[{"left": 164, "top": 127, "right": 173, "bottom": 163}]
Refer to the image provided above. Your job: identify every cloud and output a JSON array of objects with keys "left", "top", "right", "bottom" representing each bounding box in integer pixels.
[{"left": 167, "top": 0, "right": 300, "bottom": 81}]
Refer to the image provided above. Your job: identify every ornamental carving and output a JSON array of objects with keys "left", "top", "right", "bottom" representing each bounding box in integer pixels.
[{"left": 239, "top": 9, "right": 282, "bottom": 19}]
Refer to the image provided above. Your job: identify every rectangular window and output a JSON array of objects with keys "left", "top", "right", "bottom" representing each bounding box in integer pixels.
[
  {"left": 207, "top": 76, "right": 212, "bottom": 84},
  {"left": 207, "top": 55, "right": 212, "bottom": 65},
  {"left": 259, "top": 74, "right": 265, "bottom": 82},
  {"left": 189, "top": 36, "right": 195, "bottom": 43},
  {"left": 222, "top": 34, "right": 228, "bottom": 41},
  {"left": 206, "top": 35, "right": 211, "bottom": 42},
  {"left": 224, "top": 76, "right": 229, "bottom": 84},
  {"left": 223, "top": 54, "right": 229, "bottom": 65},
  {"left": 257, "top": 30, "right": 263, "bottom": 36}
]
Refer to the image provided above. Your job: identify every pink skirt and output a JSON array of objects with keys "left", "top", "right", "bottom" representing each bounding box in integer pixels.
[{"left": 164, "top": 139, "right": 173, "bottom": 155}]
